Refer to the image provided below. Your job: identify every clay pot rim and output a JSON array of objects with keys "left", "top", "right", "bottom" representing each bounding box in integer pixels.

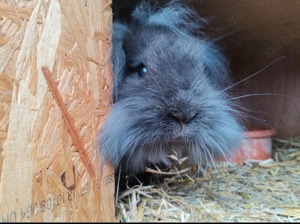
[{"left": 245, "top": 128, "right": 276, "bottom": 139}]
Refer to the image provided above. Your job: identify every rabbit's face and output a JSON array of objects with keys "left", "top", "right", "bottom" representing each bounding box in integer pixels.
[{"left": 99, "top": 1, "right": 244, "bottom": 175}]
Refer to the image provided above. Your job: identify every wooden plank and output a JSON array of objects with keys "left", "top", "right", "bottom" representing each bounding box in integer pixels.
[{"left": 0, "top": 0, "right": 115, "bottom": 221}]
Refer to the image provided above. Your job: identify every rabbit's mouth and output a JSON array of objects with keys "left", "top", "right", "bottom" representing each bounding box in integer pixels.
[
  {"left": 167, "top": 119, "right": 202, "bottom": 142},
  {"left": 173, "top": 123, "right": 189, "bottom": 138}
]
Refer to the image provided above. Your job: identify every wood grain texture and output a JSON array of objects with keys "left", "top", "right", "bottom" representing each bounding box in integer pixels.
[{"left": 0, "top": 0, "right": 115, "bottom": 221}]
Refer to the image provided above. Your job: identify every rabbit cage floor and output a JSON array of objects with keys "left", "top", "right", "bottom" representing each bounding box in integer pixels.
[{"left": 115, "top": 137, "right": 300, "bottom": 222}]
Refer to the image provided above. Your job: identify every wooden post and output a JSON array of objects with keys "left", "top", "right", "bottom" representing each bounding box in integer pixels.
[{"left": 0, "top": 0, "right": 115, "bottom": 221}]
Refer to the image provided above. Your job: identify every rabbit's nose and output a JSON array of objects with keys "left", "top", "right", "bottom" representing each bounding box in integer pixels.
[{"left": 167, "top": 110, "right": 198, "bottom": 124}]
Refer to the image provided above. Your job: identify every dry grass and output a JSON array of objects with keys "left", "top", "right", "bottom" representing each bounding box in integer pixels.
[{"left": 115, "top": 137, "right": 300, "bottom": 222}]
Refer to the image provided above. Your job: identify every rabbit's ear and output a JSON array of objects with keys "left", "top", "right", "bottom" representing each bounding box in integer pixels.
[
  {"left": 131, "top": 1, "right": 204, "bottom": 36},
  {"left": 111, "top": 23, "right": 130, "bottom": 102}
]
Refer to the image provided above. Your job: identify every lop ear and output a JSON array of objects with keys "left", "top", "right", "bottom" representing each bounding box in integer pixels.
[
  {"left": 131, "top": 0, "right": 205, "bottom": 36},
  {"left": 111, "top": 22, "right": 130, "bottom": 102}
]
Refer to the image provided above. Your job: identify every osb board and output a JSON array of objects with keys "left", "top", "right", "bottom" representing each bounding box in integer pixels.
[{"left": 0, "top": 0, "right": 115, "bottom": 222}]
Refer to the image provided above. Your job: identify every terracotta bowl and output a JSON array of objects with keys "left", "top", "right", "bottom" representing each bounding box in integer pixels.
[{"left": 218, "top": 129, "right": 276, "bottom": 164}]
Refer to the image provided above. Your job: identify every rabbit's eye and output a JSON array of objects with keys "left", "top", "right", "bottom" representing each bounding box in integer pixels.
[
  {"left": 138, "top": 66, "right": 148, "bottom": 77},
  {"left": 128, "top": 63, "right": 148, "bottom": 77}
]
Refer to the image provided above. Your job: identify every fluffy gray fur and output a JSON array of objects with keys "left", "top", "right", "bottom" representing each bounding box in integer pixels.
[{"left": 99, "top": 0, "right": 244, "bottom": 183}]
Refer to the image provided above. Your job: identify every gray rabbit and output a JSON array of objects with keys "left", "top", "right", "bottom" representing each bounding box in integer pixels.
[{"left": 99, "top": 1, "right": 244, "bottom": 189}]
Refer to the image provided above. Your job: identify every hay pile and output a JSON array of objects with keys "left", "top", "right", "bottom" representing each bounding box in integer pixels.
[{"left": 116, "top": 137, "right": 300, "bottom": 222}]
